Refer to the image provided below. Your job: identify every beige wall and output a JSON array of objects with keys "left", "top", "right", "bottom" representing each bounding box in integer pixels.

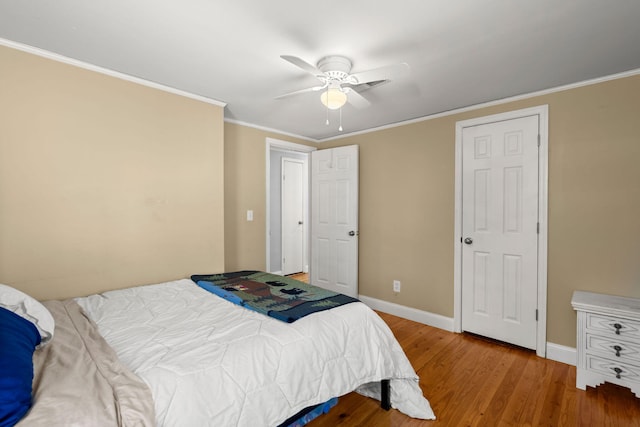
[
  {"left": 223, "top": 123, "right": 313, "bottom": 271},
  {"left": 4, "top": 44, "right": 639, "bottom": 349},
  {"left": 322, "top": 121, "right": 457, "bottom": 316},
  {"left": 319, "top": 74, "right": 640, "bottom": 348},
  {"left": 0, "top": 45, "right": 226, "bottom": 300},
  {"left": 225, "top": 75, "right": 640, "bottom": 348}
]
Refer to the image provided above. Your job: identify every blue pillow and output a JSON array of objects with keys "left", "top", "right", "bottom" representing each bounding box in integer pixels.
[{"left": 0, "top": 306, "right": 41, "bottom": 427}]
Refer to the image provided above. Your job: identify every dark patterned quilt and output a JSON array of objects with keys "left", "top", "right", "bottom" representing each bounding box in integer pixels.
[{"left": 190, "top": 271, "right": 359, "bottom": 323}]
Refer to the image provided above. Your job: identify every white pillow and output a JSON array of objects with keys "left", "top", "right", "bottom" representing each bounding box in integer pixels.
[{"left": 0, "top": 284, "right": 55, "bottom": 345}]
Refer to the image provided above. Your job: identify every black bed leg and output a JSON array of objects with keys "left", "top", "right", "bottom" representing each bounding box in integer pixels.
[{"left": 381, "top": 379, "right": 391, "bottom": 411}]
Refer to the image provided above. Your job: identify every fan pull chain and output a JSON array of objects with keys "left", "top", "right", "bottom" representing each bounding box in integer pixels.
[
  {"left": 338, "top": 106, "right": 343, "bottom": 132},
  {"left": 325, "top": 89, "right": 330, "bottom": 125}
]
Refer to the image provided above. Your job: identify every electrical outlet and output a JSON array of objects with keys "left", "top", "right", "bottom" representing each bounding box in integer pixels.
[{"left": 393, "top": 280, "right": 401, "bottom": 293}]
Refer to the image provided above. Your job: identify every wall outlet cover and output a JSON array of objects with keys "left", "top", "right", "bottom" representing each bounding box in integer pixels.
[{"left": 393, "top": 280, "right": 401, "bottom": 292}]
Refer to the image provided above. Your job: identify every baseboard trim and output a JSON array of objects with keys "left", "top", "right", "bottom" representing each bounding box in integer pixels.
[
  {"left": 359, "top": 295, "right": 577, "bottom": 366},
  {"left": 358, "top": 295, "right": 455, "bottom": 332},
  {"left": 546, "top": 342, "right": 576, "bottom": 366}
]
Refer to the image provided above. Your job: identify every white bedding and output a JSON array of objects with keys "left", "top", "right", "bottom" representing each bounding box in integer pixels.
[{"left": 76, "top": 279, "right": 435, "bottom": 426}]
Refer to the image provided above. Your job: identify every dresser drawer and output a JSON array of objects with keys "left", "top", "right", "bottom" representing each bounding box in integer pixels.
[
  {"left": 586, "top": 334, "right": 640, "bottom": 364},
  {"left": 585, "top": 354, "right": 640, "bottom": 383},
  {"left": 586, "top": 313, "right": 640, "bottom": 340},
  {"left": 573, "top": 291, "right": 640, "bottom": 396}
]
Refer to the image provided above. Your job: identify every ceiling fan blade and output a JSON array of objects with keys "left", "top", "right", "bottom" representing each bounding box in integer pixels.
[
  {"left": 275, "top": 84, "right": 326, "bottom": 100},
  {"left": 280, "top": 55, "right": 325, "bottom": 79},
  {"left": 346, "top": 88, "right": 371, "bottom": 109},
  {"left": 348, "top": 62, "right": 410, "bottom": 85}
]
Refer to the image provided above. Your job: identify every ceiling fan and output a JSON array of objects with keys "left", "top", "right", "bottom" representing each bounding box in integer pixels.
[{"left": 276, "top": 55, "right": 410, "bottom": 110}]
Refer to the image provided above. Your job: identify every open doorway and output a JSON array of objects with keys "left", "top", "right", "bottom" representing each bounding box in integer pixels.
[{"left": 265, "top": 138, "right": 316, "bottom": 275}]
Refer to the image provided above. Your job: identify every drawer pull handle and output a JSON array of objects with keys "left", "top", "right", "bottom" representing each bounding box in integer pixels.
[
  {"left": 613, "top": 323, "right": 623, "bottom": 335},
  {"left": 613, "top": 345, "right": 623, "bottom": 357},
  {"left": 613, "top": 367, "right": 623, "bottom": 379}
]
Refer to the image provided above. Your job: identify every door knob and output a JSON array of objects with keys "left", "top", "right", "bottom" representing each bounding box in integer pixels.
[
  {"left": 464, "top": 237, "right": 473, "bottom": 245},
  {"left": 348, "top": 231, "right": 358, "bottom": 236},
  {"left": 298, "top": 221, "right": 303, "bottom": 225}
]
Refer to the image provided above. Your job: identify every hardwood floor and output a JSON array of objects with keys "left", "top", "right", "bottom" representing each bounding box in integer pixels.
[
  {"left": 309, "top": 311, "right": 640, "bottom": 427},
  {"left": 288, "top": 272, "right": 309, "bottom": 283}
]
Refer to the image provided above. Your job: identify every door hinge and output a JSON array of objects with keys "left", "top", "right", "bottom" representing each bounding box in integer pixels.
[
  {"left": 536, "top": 309, "right": 539, "bottom": 321},
  {"left": 537, "top": 222, "right": 540, "bottom": 234},
  {"left": 537, "top": 134, "right": 541, "bottom": 147}
]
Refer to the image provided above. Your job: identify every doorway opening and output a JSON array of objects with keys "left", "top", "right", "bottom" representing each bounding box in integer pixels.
[{"left": 265, "top": 138, "right": 316, "bottom": 275}]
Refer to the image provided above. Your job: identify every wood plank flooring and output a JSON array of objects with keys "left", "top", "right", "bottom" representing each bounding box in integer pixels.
[
  {"left": 308, "top": 310, "right": 640, "bottom": 426},
  {"left": 288, "top": 272, "right": 640, "bottom": 426},
  {"left": 288, "top": 272, "right": 309, "bottom": 283}
]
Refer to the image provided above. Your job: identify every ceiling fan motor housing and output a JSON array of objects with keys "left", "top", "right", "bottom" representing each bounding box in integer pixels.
[{"left": 317, "top": 56, "right": 352, "bottom": 81}]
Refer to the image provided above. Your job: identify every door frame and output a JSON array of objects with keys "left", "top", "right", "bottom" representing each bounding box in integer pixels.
[
  {"left": 265, "top": 138, "right": 316, "bottom": 275},
  {"left": 453, "top": 105, "right": 549, "bottom": 357}
]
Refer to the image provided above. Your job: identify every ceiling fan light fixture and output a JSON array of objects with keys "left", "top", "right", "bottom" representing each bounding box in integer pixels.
[{"left": 320, "top": 88, "right": 347, "bottom": 110}]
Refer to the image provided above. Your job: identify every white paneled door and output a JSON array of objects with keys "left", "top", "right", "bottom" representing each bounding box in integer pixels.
[
  {"left": 281, "top": 158, "right": 305, "bottom": 275},
  {"left": 461, "top": 115, "right": 539, "bottom": 349},
  {"left": 311, "top": 145, "right": 359, "bottom": 298}
]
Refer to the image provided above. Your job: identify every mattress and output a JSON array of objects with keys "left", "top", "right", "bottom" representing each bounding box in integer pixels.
[{"left": 76, "top": 279, "right": 435, "bottom": 426}]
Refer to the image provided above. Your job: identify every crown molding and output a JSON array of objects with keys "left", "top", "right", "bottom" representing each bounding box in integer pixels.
[
  {"left": 318, "top": 67, "right": 640, "bottom": 143},
  {"left": 4, "top": 36, "right": 638, "bottom": 141},
  {"left": 0, "top": 38, "right": 226, "bottom": 108},
  {"left": 224, "top": 118, "right": 319, "bottom": 143}
]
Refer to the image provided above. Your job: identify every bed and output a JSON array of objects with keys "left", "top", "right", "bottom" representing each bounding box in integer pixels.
[{"left": 2, "top": 274, "right": 435, "bottom": 426}]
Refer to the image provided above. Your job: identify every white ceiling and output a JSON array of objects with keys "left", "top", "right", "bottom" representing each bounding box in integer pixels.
[{"left": 1, "top": 0, "right": 639, "bottom": 141}]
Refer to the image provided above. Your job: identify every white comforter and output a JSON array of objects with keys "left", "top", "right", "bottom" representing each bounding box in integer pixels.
[{"left": 76, "top": 279, "right": 435, "bottom": 426}]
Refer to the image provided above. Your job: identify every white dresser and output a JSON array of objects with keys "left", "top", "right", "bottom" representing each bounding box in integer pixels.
[{"left": 571, "top": 291, "right": 640, "bottom": 397}]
